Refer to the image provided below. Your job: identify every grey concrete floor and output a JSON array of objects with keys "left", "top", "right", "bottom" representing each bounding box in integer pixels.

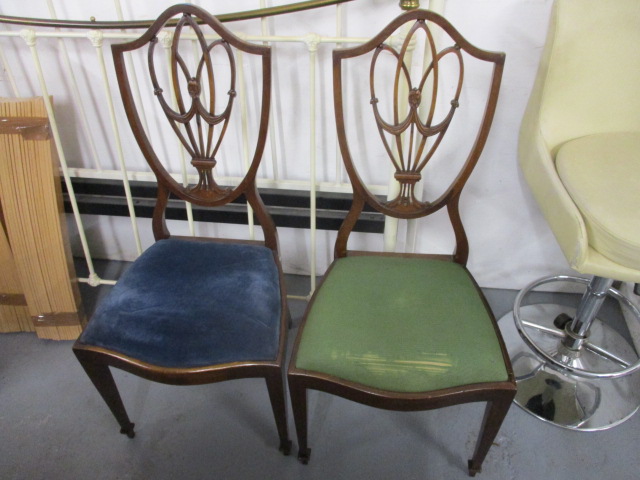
[{"left": 1, "top": 264, "right": 639, "bottom": 480}]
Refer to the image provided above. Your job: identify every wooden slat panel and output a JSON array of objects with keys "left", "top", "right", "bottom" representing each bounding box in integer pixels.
[
  {"left": 0, "top": 216, "right": 32, "bottom": 333},
  {"left": 0, "top": 97, "right": 84, "bottom": 340}
]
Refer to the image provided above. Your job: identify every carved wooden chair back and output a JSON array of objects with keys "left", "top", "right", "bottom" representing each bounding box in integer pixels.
[
  {"left": 112, "top": 4, "right": 276, "bottom": 248},
  {"left": 333, "top": 9, "right": 504, "bottom": 262}
]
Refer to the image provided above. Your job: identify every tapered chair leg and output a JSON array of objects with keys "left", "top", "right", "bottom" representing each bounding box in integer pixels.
[
  {"left": 73, "top": 352, "right": 135, "bottom": 438},
  {"left": 285, "top": 304, "right": 294, "bottom": 330},
  {"left": 289, "top": 379, "right": 311, "bottom": 464},
  {"left": 468, "top": 393, "right": 515, "bottom": 476},
  {"left": 265, "top": 370, "right": 292, "bottom": 455}
]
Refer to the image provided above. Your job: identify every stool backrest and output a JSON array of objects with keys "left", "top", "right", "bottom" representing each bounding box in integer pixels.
[{"left": 528, "top": 0, "right": 640, "bottom": 153}]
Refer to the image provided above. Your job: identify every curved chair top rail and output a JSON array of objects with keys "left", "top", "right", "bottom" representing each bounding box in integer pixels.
[
  {"left": 0, "top": 0, "right": 353, "bottom": 29},
  {"left": 333, "top": 9, "right": 504, "bottom": 264},
  {"left": 113, "top": 4, "right": 271, "bottom": 209}
]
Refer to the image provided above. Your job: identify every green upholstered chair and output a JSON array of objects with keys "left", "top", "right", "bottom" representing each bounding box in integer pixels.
[
  {"left": 72, "top": 4, "right": 291, "bottom": 454},
  {"left": 499, "top": 0, "right": 640, "bottom": 431},
  {"left": 287, "top": 9, "right": 515, "bottom": 477}
]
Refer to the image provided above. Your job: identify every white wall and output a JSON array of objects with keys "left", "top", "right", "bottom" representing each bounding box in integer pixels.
[{"left": 0, "top": 0, "right": 574, "bottom": 289}]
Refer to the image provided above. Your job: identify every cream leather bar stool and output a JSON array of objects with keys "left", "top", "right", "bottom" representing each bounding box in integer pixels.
[{"left": 499, "top": 0, "right": 640, "bottom": 430}]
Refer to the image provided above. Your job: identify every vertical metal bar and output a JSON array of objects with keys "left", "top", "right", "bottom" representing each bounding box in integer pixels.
[
  {"left": 429, "top": 0, "right": 446, "bottom": 14},
  {"left": 260, "top": 0, "right": 280, "bottom": 181},
  {"left": 46, "top": 0, "right": 102, "bottom": 171},
  {"left": 0, "top": 45, "right": 20, "bottom": 96},
  {"left": 113, "top": 0, "right": 150, "bottom": 134},
  {"left": 159, "top": 31, "right": 196, "bottom": 236},
  {"left": 87, "top": 29, "right": 142, "bottom": 255},
  {"left": 383, "top": 181, "right": 401, "bottom": 252},
  {"left": 20, "top": 29, "right": 100, "bottom": 286},
  {"left": 563, "top": 276, "right": 614, "bottom": 350},
  {"left": 306, "top": 34, "right": 320, "bottom": 294},
  {"left": 334, "top": 2, "right": 344, "bottom": 185},
  {"left": 237, "top": 48, "right": 256, "bottom": 240}
]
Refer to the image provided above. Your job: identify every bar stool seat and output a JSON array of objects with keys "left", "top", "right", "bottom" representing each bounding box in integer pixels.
[
  {"left": 556, "top": 132, "right": 640, "bottom": 270},
  {"left": 498, "top": 0, "right": 640, "bottom": 431}
]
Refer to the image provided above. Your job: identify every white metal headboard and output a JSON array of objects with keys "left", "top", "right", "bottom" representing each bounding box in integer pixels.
[{"left": 0, "top": 0, "right": 445, "bottom": 300}]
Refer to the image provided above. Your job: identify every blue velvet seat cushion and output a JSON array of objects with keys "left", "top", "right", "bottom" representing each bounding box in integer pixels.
[{"left": 78, "top": 238, "right": 282, "bottom": 368}]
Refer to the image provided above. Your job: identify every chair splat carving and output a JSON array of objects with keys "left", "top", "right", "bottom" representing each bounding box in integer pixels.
[
  {"left": 334, "top": 9, "right": 504, "bottom": 263},
  {"left": 369, "top": 19, "right": 463, "bottom": 213},
  {"left": 114, "top": 5, "right": 273, "bottom": 243},
  {"left": 148, "top": 14, "right": 236, "bottom": 201}
]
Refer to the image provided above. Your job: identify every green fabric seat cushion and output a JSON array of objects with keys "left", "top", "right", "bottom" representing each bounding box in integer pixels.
[
  {"left": 295, "top": 256, "right": 509, "bottom": 393},
  {"left": 556, "top": 132, "right": 640, "bottom": 270}
]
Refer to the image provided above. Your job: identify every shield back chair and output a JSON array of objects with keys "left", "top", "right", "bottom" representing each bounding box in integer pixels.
[
  {"left": 288, "top": 9, "right": 515, "bottom": 477},
  {"left": 499, "top": 0, "right": 640, "bottom": 431},
  {"left": 72, "top": 4, "right": 291, "bottom": 454}
]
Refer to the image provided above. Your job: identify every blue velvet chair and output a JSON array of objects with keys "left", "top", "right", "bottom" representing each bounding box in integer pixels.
[{"left": 72, "top": 4, "right": 291, "bottom": 454}]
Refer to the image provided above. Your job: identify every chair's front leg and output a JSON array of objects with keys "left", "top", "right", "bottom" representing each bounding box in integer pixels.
[
  {"left": 285, "top": 303, "right": 294, "bottom": 330},
  {"left": 468, "top": 393, "right": 515, "bottom": 476},
  {"left": 288, "top": 378, "right": 311, "bottom": 464},
  {"left": 73, "top": 350, "right": 135, "bottom": 438},
  {"left": 265, "top": 369, "right": 292, "bottom": 455}
]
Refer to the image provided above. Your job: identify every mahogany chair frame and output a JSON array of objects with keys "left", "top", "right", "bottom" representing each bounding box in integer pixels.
[
  {"left": 287, "top": 9, "right": 515, "bottom": 476},
  {"left": 72, "top": 4, "right": 291, "bottom": 454}
]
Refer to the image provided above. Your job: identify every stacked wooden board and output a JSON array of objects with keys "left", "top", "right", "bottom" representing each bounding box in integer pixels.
[
  {"left": 0, "top": 212, "right": 32, "bottom": 334},
  {"left": 0, "top": 97, "right": 84, "bottom": 340}
]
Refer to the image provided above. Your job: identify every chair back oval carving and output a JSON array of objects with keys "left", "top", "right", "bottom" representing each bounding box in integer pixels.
[
  {"left": 113, "top": 4, "right": 274, "bottom": 244},
  {"left": 333, "top": 9, "right": 505, "bottom": 263},
  {"left": 147, "top": 18, "right": 237, "bottom": 201},
  {"left": 111, "top": 4, "right": 271, "bottom": 231},
  {"left": 368, "top": 19, "right": 464, "bottom": 213}
]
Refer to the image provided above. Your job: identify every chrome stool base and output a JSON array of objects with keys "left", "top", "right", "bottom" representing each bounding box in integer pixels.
[{"left": 499, "top": 302, "right": 640, "bottom": 431}]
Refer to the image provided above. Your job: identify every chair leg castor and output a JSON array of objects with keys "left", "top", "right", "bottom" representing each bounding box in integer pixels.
[
  {"left": 119, "top": 423, "right": 135, "bottom": 439},
  {"left": 279, "top": 439, "right": 292, "bottom": 455},
  {"left": 297, "top": 448, "right": 311, "bottom": 464}
]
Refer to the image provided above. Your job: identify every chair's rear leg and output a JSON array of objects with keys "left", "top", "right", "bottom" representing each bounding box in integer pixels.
[
  {"left": 285, "top": 303, "right": 294, "bottom": 329},
  {"left": 289, "top": 378, "right": 311, "bottom": 464},
  {"left": 74, "top": 352, "right": 135, "bottom": 438},
  {"left": 468, "top": 393, "right": 515, "bottom": 476},
  {"left": 265, "top": 370, "right": 292, "bottom": 455}
]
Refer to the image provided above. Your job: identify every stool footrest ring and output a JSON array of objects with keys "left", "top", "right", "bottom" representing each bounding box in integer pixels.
[{"left": 513, "top": 275, "right": 640, "bottom": 379}]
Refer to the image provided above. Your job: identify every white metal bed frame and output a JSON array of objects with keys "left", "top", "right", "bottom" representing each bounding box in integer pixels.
[{"left": 0, "top": 0, "right": 444, "bottom": 300}]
